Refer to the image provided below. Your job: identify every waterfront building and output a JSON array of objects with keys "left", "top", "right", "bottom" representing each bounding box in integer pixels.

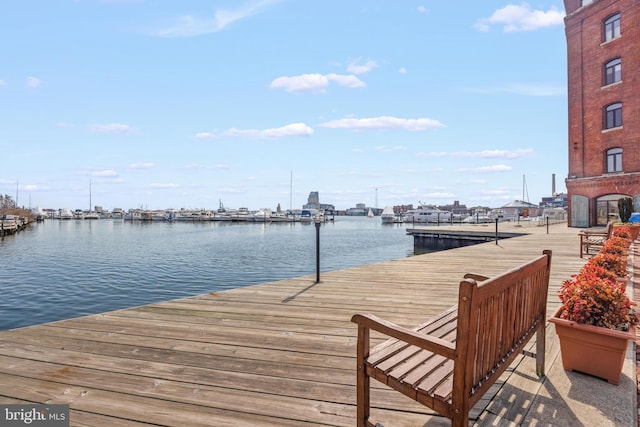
[{"left": 563, "top": 0, "right": 640, "bottom": 226}]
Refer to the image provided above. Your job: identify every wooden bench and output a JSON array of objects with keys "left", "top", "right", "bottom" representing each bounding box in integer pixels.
[
  {"left": 351, "top": 250, "right": 552, "bottom": 427},
  {"left": 579, "top": 222, "right": 613, "bottom": 258}
]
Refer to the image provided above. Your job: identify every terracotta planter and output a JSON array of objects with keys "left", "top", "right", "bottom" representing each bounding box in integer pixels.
[
  {"left": 614, "top": 223, "right": 640, "bottom": 240},
  {"left": 548, "top": 306, "right": 635, "bottom": 385}
]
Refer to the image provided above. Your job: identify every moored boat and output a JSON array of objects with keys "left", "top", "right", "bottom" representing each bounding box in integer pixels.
[
  {"left": 403, "top": 206, "right": 452, "bottom": 223},
  {"left": 381, "top": 206, "right": 396, "bottom": 224}
]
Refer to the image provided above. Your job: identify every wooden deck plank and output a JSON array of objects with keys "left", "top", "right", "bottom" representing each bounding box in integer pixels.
[{"left": 0, "top": 223, "right": 604, "bottom": 426}]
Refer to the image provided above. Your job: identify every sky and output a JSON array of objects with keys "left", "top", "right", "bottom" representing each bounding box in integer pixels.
[{"left": 0, "top": 1, "right": 569, "bottom": 212}]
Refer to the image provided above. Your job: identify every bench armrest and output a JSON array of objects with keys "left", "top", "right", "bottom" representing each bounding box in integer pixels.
[
  {"left": 579, "top": 230, "right": 607, "bottom": 237},
  {"left": 463, "top": 273, "right": 489, "bottom": 282},
  {"left": 351, "top": 313, "right": 456, "bottom": 359}
]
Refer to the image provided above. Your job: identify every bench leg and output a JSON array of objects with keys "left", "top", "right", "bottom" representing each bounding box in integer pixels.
[
  {"left": 356, "top": 325, "right": 371, "bottom": 427},
  {"left": 535, "top": 324, "right": 546, "bottom": 377}
]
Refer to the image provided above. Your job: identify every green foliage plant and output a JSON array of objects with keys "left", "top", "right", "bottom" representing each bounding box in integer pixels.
[{"left": 617, "top": 197, "right": 633, "bottom": 223}]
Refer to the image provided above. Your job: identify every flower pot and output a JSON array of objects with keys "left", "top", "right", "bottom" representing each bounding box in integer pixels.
[
  {"left": 614, "top": 223, "right": 640, "bottom": 240},
  {"left": 548, "top": 306, "right": 635, "bottom": 385}
]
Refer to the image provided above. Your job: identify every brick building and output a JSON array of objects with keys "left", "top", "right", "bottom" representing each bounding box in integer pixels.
[{"left": 563, "top": 0, "right": 640, "bottom": 227}]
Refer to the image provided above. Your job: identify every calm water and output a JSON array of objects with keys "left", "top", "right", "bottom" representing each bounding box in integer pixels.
[{"left": 0, "top": 217, "right": 413, "bottom": 330}]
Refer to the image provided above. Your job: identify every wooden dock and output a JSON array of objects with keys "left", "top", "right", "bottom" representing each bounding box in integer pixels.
[{"left": 0, "top": 223, "right": 636, "bottom": 426}]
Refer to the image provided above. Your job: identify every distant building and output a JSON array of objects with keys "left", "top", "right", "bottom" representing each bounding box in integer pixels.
[
  {"left": 541, "top": 193, "right": 568, "bottom": 208},
  {"left": 302, "top": 191, "right": 335, "bottom": 212},
  {"left": 345, "top": 203, "right": 382, "bottom": 216},
  {"left": 438, "top": 201, "right": 468, "bottom": 216},
  {"left": 500, "top": 200, "right": 541, "bottom": 218},
  {"left": 563, "top": 0, "right": 640, "bottom": 227}
]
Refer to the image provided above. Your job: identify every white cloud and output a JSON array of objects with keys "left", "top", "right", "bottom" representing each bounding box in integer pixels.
[
  {"left": 454, "top": 149, "right": 534, "bottom": 159},
  {"left": 375, "top": 145, "right": 406, "bottom": 153},
  {"left": 195, "top": 132, "right": 215, "bottom": 139},
  {"left": 87, "top": 123, "right": 134, "bottom": 134},
  {"left": 270, "top": 73, "right": 365, "bottom": 93},
  {"left": 26, "top": 76, "right": 42, "bottom": 88},
  {"left": 474, "top": 3, "right": 565, "bottom": 32},
  {"left": 92, "top": 169, "right": 119, "bottom": 177},
  {"left": 398, "top": 67, "right": 407, "bottom": 75},
  {"left": 154, "top": 0, "right": 282, "bottom": 37},
  {"left": 196, "top": 122, "right": 314, "bottom": 139},
  {"left": 129, "top": 162, "right": 155, "bottom": 169},
  {"left": 270, "top": 73, "right": 329, "bottom": 93},
  {"left": 346, "top": 58, "right": 378, "bottom": 75},
  {"left": 417, "top": 6, "right": 427, "bottom": 13},
  {"left": 464, "top": 165, "right": 513, "bottom": 173},
  {"left": 0, "top": 80, "right": 7, "bottom": 86},
  {"left": 319, "top": 116, "right": 444, "bottom": 131}
]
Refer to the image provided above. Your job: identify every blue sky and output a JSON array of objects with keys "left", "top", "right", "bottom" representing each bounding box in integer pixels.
[{"left": 0, "top": 1, "right": 568, "bottom": 212}]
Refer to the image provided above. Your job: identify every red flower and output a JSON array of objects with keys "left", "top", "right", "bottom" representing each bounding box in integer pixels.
[{"left": 557, "top": 233, "right": 637, "bottom": 330}]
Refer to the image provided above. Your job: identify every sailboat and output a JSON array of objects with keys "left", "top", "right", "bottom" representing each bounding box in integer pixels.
[
  {"left": 84, "top": 180, "right": 100, "bottom": 219},
  {"left": 367, "top": 208, "right": 374, "bottom": 218}
]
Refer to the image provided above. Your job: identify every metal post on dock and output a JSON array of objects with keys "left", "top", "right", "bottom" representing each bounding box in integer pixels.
[
  {"left": 546, "top": 216, "right": 549, "bottom": 234},
  {"left": 314, "top": 217, "right": 321, "bottom": 283},
  {"left": 495, "top": 218, "right": 499, "bottom": 245}
]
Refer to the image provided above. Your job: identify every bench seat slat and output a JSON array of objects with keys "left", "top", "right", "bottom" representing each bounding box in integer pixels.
[
  {"left": 366, "top": 307, "right": 457, "bottom": 367},
  {"left": 373, "top": 326, "right": 457, "bottom": 374}
]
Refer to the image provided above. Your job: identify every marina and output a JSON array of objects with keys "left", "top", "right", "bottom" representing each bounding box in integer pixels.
[
  {"left": 0, "top": 222, "right": 637, "bottom": 426},
  {"left": 0, "top": 217, "right": 413, "bottom": 331}
]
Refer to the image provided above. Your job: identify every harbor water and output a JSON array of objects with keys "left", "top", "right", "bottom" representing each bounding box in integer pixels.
[{"left": 0, "top": 217, "right": 413, "bottom": 331}]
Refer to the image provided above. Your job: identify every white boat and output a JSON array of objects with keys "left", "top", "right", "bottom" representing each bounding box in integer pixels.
[
  {"left": 367, "top": 208, "right": 374, "bottom": 218},
  {"left": 381, "top": 206, "right": 396, "bottom": 224},
  {"left": 54, "top": 208, "right": 74, "bottom": 220},
  {"left": 403, "top": 206, "right": 453, "bottom": 223},
  {"left": 84, "top": 211, "right": 100, "bottom": 220},
  {"left": 463, "top": 209, "right": 493, "bottom": 224},
  {"left": 252, "top": 208, "right": 272, "bottom": 222},
  {"left": 270, "top": 211, "right": 290, "bottom": 222},
  {"left": 230, "top": 207, "right": 250, "bottom": 222}
]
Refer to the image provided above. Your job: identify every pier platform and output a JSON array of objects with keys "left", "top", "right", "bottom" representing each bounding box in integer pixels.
[{"left": 0, "top": 223, "right": 637, "bottom": 426}]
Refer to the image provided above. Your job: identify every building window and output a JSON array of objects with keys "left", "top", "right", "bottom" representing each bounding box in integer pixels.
[
  {"left": 606, "top": 148, "right": 622, "bottom": 173},
  {"left": 604, "top": 102, "right": 622, "bottom": 129},
  {"left": 604, "top": 58, "right": 621, "bottom": 85},
  {"left": 604, "top": 13, "right": 621, "bottom": 42}
]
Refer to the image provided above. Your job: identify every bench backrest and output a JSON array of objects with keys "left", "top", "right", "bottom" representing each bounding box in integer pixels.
[
  {"left": 605, "top": 221, "right": 614, "bottom": 238},
  {"left": 452, "top": 250, "right": 552, "bottom": 409}
]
